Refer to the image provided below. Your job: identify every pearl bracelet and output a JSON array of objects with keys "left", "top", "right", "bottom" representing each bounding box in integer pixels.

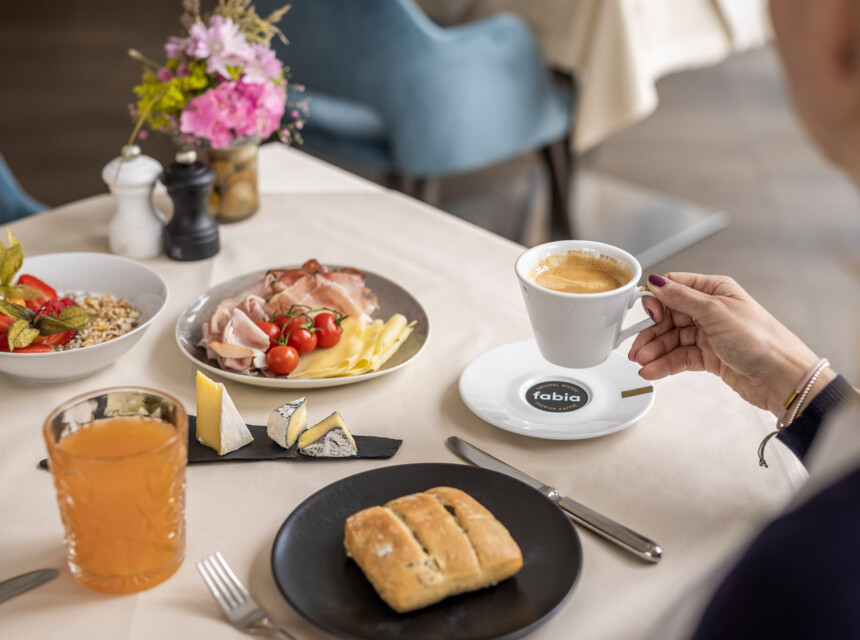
[{"left": 758, "top": 358, "right": 830, "bottom": 468}]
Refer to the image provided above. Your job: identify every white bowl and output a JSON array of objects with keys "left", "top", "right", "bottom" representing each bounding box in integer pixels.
[{"left": 0, "top": 252, "right": 168, "bottom": 383}]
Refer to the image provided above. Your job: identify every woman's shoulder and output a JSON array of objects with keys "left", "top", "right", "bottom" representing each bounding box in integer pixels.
[{"left": 691, "top": 463, "right": 860, "bottom": 639}]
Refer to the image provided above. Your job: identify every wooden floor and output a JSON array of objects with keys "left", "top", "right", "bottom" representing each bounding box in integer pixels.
[{"left": 1, "top": 3, "right": 857, "bottom": 383}]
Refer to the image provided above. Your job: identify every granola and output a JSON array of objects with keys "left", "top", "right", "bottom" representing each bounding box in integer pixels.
[{"left": 54, "top": 293, "right": 141, "bottom": 351}]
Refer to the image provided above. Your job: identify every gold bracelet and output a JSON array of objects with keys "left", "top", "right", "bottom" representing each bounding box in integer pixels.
[{"left": 758, "top": 358, "right": 829, "bottom": 468}]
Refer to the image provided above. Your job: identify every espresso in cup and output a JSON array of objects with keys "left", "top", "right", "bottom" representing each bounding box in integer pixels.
[
  {"left": 516, "top": 241, "right": 656, "bottom": 368},
  {"left": 529, "top": 251, "right": 632, "bottom": 294}
]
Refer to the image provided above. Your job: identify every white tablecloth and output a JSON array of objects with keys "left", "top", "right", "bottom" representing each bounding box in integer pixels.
[
  {"left": 0, "top": 146, "right": 805, "bottom": 639},
  {"left": 417, "top": 0, "right": 771, "bottom": 151}
]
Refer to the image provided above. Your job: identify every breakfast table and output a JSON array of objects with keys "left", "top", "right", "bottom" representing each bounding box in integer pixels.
[{"left": 0, "top": 144, "right": 806, "bottom": 639}]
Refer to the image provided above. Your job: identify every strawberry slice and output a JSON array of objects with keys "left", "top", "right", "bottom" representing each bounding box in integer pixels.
[
  {"left": 17, "top": 274, "right": 58, "bottom": 299},
  {"left": 36, "top": 298, "right": 77, "bottom": 318},
  {"left": 0, "top": 313, "right": 13, "bottom": 333},
  {"left": 33, "top": 298, "right": 79, "bottom": 346},
  {"left": 18, "top": 274, "right": 58, "bottom": 311},
  {"left": 33, "top": 331, "right": 75, "bottom": 346},
  {"left": 0, "top": 333, "right": 53, "bottom": 353}
]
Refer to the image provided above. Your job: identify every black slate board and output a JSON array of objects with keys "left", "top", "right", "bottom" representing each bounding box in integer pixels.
[
  {"left": 38, "top": 416, "right": 402, "bottom": 469},
  {"left": 186, "top": 416, "right": 402, "bottom": 462}
]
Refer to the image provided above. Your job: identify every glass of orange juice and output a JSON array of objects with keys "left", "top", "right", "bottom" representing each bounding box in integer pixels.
[{"left": 43, "top": 387, "right": 187, "bottom": 594}]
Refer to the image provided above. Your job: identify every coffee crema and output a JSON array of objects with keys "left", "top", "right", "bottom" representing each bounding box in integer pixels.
[{"left": 530, "top": 251, "right": 632, "bottom": 294}]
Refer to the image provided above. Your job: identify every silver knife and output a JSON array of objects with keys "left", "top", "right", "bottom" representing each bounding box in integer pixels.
[
  {"left": 447, "top": 437, "right": 662, "bottom": 563},
  {"left": 0, "top": 569, "right": 59, "bottom": 604}
]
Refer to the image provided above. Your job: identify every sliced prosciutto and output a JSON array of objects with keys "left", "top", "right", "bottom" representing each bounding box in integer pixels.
[
  {"left": 199, "top": 259, "right": 379, "bottom": 374},
  {"left": 268, "top": 260, "right": 377, "bottom": 318},
  {"left": 208, "top": 294, "right": 273, "bottom": 336},
  {"left": 202, "top": 307, "right": 270, "bottom": 372}
]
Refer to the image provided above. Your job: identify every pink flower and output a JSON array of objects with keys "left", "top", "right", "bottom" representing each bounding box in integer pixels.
[
  {"left": 157, "top": 68, "right": 174, "bottom": 83},
  {"left": 242, "top": 44, "right": 283, "bottom": 84},
  {"left": 187, "top": 16, "right": 252, "bottom": 78},
  {"left": 180, "top": 80, "right": 286, "bottom": 148},
  {"left": 176, "top": 63, "right": 189, "bottom": 78},
  {"left": 165, "top": 36, "right": 189, "bottom": 59}
]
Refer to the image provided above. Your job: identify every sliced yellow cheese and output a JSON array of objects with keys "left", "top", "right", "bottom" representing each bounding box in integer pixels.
[
  {"left": 196, "top": 370, "right": 254, "bottom": 455},
  {"left": 342, "top": 319, "right": 385, "bottom": 375},
  {"left": 289, "top": 316, "right": 367, "bottom": 379},
  {"left": 370, "top": 315, "right": 415, "bottom": 371},
  {"left": 287, "top": 314, "right": 415, "bottom": 380},
  {"left": 297, "top": 411, "right": 358, "bottom": 457}
]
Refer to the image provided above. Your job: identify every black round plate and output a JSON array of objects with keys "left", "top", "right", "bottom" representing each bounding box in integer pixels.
[{"left": 271, "top": 463, "right": 582, "bottom": 640}]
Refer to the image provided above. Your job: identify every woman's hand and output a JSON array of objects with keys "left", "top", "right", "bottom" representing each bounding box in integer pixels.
[{"left": 629, "top": 273, "right": 834, "bottom": 416}]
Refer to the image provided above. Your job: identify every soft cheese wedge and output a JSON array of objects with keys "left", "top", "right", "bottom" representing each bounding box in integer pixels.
[
  {"left": 267, "top": 397, "right": 308, "bottom": 448},
  {"left": 196, "top": 370, "right": 254, "bottom": 455},
  {"left": 297, "top": 411, "right": 358, "bottom": 457}
]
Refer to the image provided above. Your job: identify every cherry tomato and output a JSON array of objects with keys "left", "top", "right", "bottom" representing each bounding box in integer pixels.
[
  {"left": 287, "top": 327, "right": 318, "bottom": 354},
  {"left": 255, "top": 321, "right": 282, "bottom": 349},
  {"left": 272, "top": 306, "right": 311, "bottom": 325},
  {"left": 313, "top": 312, "right": 343, "bottom": 348},
  {"left": 283, "top": 315, "right": 312, "bottom": 333},
  {"left": 267, "top": 345, "right": 299, "bottom": 375}
]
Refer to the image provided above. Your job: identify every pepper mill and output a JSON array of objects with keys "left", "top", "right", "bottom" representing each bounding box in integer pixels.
[
  {"left": 160, "top": 149, "right": 220, "bottom": 261},
  {"left": 102, "top": 145, "right": 164, "bottom": 259}
]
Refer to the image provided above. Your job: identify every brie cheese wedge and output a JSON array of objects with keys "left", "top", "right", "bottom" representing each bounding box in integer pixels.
[
  {"left": 196, "top": 370, "right": 254, "bottom": 455},
  {"left": 298, "top": 411, "right": 358, "bottom": 457},
  {"left": 267, "top": 397, "right": 308, "bottom": 449}
]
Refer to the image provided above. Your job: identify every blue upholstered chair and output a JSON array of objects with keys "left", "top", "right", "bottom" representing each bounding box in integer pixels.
[
  {"left": 0, "top": 152, "right": 45, "bottom": 224},
  {"left": 264, "top": 0, "right": 575, "bottom": 237}
]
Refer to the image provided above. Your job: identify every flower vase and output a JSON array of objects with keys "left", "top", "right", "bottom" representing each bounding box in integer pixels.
[{"left": 204, "top": 140, "right": 260, "bottom": 224}]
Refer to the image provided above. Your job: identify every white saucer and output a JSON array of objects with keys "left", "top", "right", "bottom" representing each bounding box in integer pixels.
[{"left": 459, "top": 340, "right": 655, "bottom": 440}]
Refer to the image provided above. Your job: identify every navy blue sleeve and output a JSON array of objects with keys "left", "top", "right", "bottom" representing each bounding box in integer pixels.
[
  {"left": 776, "top": 375, "right": 856, "bottom": 462},
  {"left": 689, "top": 466, "right": 860, "bottom": 640}
]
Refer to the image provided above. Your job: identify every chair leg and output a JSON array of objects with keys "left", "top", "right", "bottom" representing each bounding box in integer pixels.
[
  {"left": 385, "top": 172, "right": 404, "bottom": 191},
  {"left": 413, "top": 177, "right": 441, "bottom": 207},
  {"left": 540, "top": 136, "right": 575, "bottom": 239}
]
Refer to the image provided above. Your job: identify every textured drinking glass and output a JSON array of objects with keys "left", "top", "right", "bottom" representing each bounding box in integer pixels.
[{"left": 43, "top": 388, "right": 187, "bottom": 594}]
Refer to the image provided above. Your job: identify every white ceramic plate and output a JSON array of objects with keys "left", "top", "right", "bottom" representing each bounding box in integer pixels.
[
  {"left": 0, "top": 252, "right": 168, "bottom": 383},
  {"left": 459, "top": 340, "right": 654, "bottom": 440},
  {"left": 175, "top": 268, "right": 430, "bottom": 388}
]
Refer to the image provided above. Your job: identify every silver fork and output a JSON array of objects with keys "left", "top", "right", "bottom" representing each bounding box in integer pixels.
[{"left": 197, "top": 552, "right": 297, "bottom": 640}]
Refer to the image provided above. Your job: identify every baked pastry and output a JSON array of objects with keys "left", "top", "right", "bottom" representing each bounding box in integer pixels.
[{"left": 343, "top": 486, "right": 523, "bottom": 612}]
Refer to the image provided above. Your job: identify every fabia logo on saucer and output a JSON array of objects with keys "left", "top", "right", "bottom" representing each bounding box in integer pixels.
[{"left": 525, "top": 381, "right": 588, "bottom": 413}]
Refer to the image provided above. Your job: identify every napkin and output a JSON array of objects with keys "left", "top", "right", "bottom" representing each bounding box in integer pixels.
[{"left": 38, "top": 416, "right": 402, "bottom": 469}]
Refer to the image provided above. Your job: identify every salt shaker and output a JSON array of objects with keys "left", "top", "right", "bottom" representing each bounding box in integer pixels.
[
  {"left": 102, "top": 145, "right": 164, "bottom": 259},
  {"left": 160, "top": 149, "right": 220, "bottom": 261}
]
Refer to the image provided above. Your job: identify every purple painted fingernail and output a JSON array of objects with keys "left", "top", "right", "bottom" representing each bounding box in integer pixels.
[
  {"left": 647, "top": 308, "right": 655, "bottom": 321},
  {"left": 648, "top": 274, "right": 668, "bottom": 287}
]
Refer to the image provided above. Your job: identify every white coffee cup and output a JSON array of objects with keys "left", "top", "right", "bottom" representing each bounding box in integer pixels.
[{"left": 515, "top": 240, "right": 655, "bottom": 369}]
